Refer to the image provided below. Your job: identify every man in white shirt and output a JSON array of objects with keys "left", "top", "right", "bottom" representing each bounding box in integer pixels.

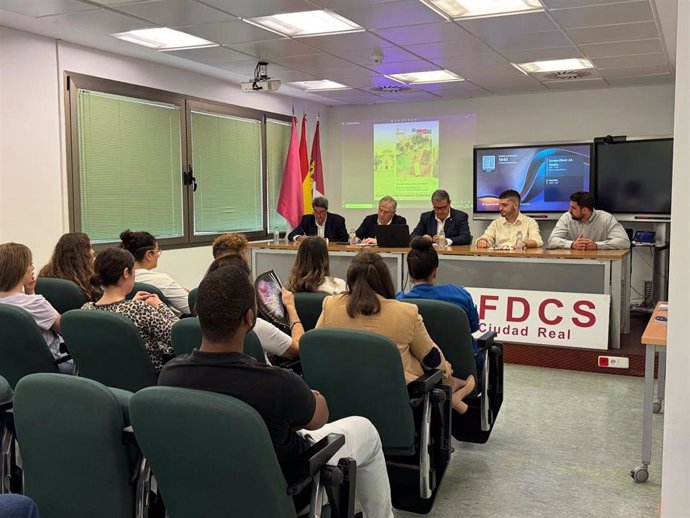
[
  {"left": 411, "top": 190, "right": 471, "bottom": 246},
  {"left": 355, "top": 196, "right": 407, "bottom": 245},
  {"left": 547, "top": 191, "right": 630, "bottom": 250},
  {"left": 287, "top": 197, "right": 348, "bottom": 243},
  {"left": 476, "top": 190, "right": 543, "bottom": 249}
]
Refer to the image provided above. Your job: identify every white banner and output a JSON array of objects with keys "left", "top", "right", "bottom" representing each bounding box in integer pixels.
[{"left": 465, "top": 287, "right": 611, "bottom": 350}]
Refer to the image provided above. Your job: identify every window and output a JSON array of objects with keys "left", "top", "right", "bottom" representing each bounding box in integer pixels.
[{"left": 66, "top": 74, "right": 292, "bottom": 246}]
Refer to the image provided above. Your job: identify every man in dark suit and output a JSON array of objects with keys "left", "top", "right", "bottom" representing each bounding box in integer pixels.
[
  {"left": 411, "top": 190, "right": 472, "bottom": 246},
  {"left": 287, "top": 196, "right": 348, "bottom": 243},
  {"left": 355, "top": 196, "right": 407, "bottom": 244}
]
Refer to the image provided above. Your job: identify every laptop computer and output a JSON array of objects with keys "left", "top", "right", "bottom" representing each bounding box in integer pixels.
[
  {"left": 376, "top": 224, "right": 411, "bottom": 247},
  {"left": 632, "top": 230, "right": 656, "bottom": 246}
]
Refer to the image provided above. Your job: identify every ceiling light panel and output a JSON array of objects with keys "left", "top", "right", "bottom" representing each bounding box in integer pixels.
[
  {"left": 245, "top": 10, "right": 363, "bottom": 37},
  {"left": 289, "top": 80, "right": 351, "bottom": 91},
  {"left": 420, "top": 0, "right": 543, "bottom": 20},
  {"left": 515, "top": 58, "right": 594, "bottom": 73},
  {"left": 386, "top": 69, "right": 464, "bottom": 84},
  {"left": 112, "top": 28, "right": 218, "bottom": 51}
]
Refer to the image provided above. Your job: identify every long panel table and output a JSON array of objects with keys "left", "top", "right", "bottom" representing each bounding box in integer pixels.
[{"left": 250, "top": 243, "right": 630, "bottom": 348}]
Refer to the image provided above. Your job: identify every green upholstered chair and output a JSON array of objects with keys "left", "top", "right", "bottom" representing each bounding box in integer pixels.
[
  {"left": 0, "top": 305, "right": 59, "bottom": 389},
  {"left": 0, "top": 375, "right": 14, "bottom": 494},
  {"left": 401, "top": 298, "right": 503, "bottom": 444},
  {"left": 187, "top": 288, "right": 197, "bottom": 316},
  {"left": 127, "top": 282, "right": 171, "bottom": 307},
  {"left": 170, "top": 318, "right": 266, "bottom": 364},
  {"left": 293, "top": 292, "right": 328, "bottom": 331},
  {"left": 61, "top": 309, "right": 157, "bottom": 392},
  {"left": 34, "top": 277, "right": 87, "bottom": 314},
  {"left": 130, "top": 386, "right": 355, "bottom": 518},
  {"left": 300, "top": 328, "right": 451, "bottom": 514},
  {"left": 14, "top": 373, "right": 137, "bottom": 518}
]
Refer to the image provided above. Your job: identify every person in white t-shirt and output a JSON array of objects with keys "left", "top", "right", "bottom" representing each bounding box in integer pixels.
[
  {"left": 285, "top": 236, "right": 347, "bottom": 295},
  {"left": 120, "top": 229, "right": 190, "bottom": 315}
]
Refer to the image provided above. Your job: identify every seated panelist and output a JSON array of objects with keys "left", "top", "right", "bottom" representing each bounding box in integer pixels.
[
  {"left": 475, "top": 190, "right": 543, "bottom": 249},
  {"left": 411, "top": 190, "right": 471, "bottom": 246},
  {"left": 355, "top": 196, "right": 407, "bottom": 245},
  {"left": 287, "top": 197, "right": 348, "bottom": 243}
]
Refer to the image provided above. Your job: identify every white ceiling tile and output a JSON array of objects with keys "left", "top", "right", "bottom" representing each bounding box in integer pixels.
[
  {"left": 548, "top": 1, "right": 654, "bottom": 29},
  {"left": 542, "top": 0, "right": 641, "bottom": 7},
  {"left": 328, "top": 46, "right": 424, "bottom": 66},
  {"left": 373, "top": 21, "right": 473, "bottom": 45},
  {"left": 88, "top": 0, "right": 160, "bottom": 4},
  {"left": 599, "top": 63, "right": 670, "bottom": 78},
  {"left": 177, "top": 20, "right": 283, "bottom": 45},
  {"left": 198, "top": 0, "right": 319, "bottom": 18},
  {"left": 309, "top": 0, "right": 400, "bottom": 9},
  {"left": 228, "top": 38, "right": 321, "bottom": 59},
  {"left": 501, "top": 46, "right": 585, "bottom": 62},
  {"left": 567, "top": 21, "right": 660, "bottom": 44},
  {"left": 272, "top": 53, "right": 352, "bottom": 71},
  {"left": 40, "top": 8, "right": 154, "bottom": 33},
  {"left": 332, "top": 1, "right": 444, "bottom": 30},
  {"left": 114, "top": 0, "right": 235, "bottom": 27},
  {"left": 605, "top": 73, "right": 673, "bottom": 86},
  {"left": 542, "top": 77, "right": 608, "bottom": 89},
  {"left": 165, "top": 45, "right": 252, "bottom": 65},
  {"left": 457, "top": 12, "right": 560, "bottom": 38},
  {"left": 432, "top": 53, "right": 510, "bottom": 71},
  {"left": 579, "top": 38, "right": 663, "bottom": 58},
  {"left": 459, "top": 64, "right": 530, "bottom": 82},
  {"left": 299, "top": 31, "right": 394, "bottom": 54},
  {"left": 0, "top": 0, "right": 96, "bottom": 17},
  {"left": 406, "top": 38, "right": 496, "bottom": 60},
  {"left": 480, "top": 79, "right": 547, "bottom": 94},
  {"left": 373, "top": 89, "right": 442, "bottom": 101},
  {"left": 592, "top": 52, "right": 666, "bottom": 69},
  {"left": 418, "top": 81, "right": 490, "bottom": 96},
  {"left": 485, "top": 30, "right": 572, "bottom": 52},
  {"left": 372, "top": 60, "right": 442, "bottom": 75}
]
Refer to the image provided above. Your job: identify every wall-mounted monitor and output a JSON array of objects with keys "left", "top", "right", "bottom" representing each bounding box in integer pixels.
[
  {"left": 474, "top": 143, "right": 592, "bottom": 219},
  {"left": 594, "top": 138, "right": 672, "bottom": 221}
]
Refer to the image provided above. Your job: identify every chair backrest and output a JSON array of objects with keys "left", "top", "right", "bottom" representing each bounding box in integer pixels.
[
  {"left": 61, "top": 309, "right": 157, "bottom": 392},
  {"left": 300, "top": 328, "right": 416, "bottom": 455},
  {"left": 187, "top": 287, "right": 198, "bottom": 315},
  {"left": 293, "top": 292, "right": 328, "bottom": 331},
  {"left": 0, "top": 304, "right": 59, "bottom": 388},
  {"left": 34, "top": 277, "right": 87, "bottom": 314},
  {"left": 130, "top": 386, "right": 296, "bottom": 518},
  {"left": 14, "top": 373, "right": 135, "bottom": 518},
  {"left": 170, "top": 318, "right": 265, "bottom": 363},
  {"left": 127, "top": 282, "right": 171, "bottom": 307},
  {"left": 0, "top": 376, "right": 12, "bottom": 407},
  {"left": 402, "top": 299, "right": 478, "bottom": 382}
]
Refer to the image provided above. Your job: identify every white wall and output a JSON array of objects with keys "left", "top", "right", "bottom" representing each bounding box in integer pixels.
[
  {"left": 0, "top": 25, "right": 328, "bottom": 287},
  {"left": 661, "top": 1, "right": 690, "bottom": 515}
]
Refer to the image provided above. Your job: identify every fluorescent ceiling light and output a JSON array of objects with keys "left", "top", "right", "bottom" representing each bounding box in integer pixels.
[
  {"left": 420, "top": 0, "right": 543, "bottom": 19},
  {"left": 385, "top": 70, "right": 464, "bottom": 84},
  {"left": 289, "top": 80, "right": 351, "bottom": 91},
  {"left": 515, "top": 58, "right": 594, "bottom": 74},
  {"left": 244, "top": 10, "right": 363, "bottom": 37},
  {"left": 112, "top": 28, "right": 218, "bottom": 51}
]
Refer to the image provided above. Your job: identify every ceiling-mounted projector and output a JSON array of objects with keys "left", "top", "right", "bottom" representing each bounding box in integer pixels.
[{"left": 241, "top": 61, "right": 281, "bottom": 93}]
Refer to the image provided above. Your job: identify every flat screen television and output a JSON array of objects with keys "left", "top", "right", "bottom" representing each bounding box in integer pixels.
[
  {"left": 594, "top": 138, "right": 672, "bottom": 220},
  {"left": 474, "top": 143, "right": 592, "bottom": 218}
]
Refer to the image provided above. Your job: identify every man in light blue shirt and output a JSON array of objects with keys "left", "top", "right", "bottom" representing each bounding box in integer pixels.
[{"left": 547, "top": 191, "right": 630, "bottom": 250}]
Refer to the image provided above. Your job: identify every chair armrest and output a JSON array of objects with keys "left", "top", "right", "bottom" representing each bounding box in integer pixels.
[
  {"left": 287, "top": 433, "right": 345, "bottom": 495},
  {"left": 477, "top": 331, "right": 497, "bottom": 349},
  {"left": 408, "top": 369, "right": 443, "bottom": 400}
]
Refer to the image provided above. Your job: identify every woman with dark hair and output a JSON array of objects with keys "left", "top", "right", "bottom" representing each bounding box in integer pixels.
[
  {"left": 285, "top": 236, "right": 346, "bottom": 294},
  {"left": 119, "top": 229, "right": 190, "bottom": 315},
  {"left": 316, "top": 250, "right": 474, "bottom": 413},
  {"left": 82, "top": 247, "right": 177, "bottom": 372},
  {"left": 398, "top": 236, "right": 482, "bottom": 374},
  {"left": 39, "top": 232, "right": 100, "bottom": 301}
]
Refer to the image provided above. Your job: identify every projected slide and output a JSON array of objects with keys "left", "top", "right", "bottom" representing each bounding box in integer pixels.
[{"left": 373, "top": 121, "right": 439, "bottom": 201}]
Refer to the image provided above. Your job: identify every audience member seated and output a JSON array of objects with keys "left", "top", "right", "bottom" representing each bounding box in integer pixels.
[
  {"left": 287, "top": 197, "right": 348, "bottom": 243},
  {"left": 39, "top": 232, "right": 101, "bottom": 301},
  {"left": 120, "top": 229, "right": 190, "bottom": 315},
  {"left": 0, "top": 242, "right": 65, "bottom": 362},
  {"left": 316, "top": 250, "right": 474, "bottom": 413},
  {"left": 211, "top": 232, "right": 249, "bottom": 262},
  {"left": 158, "top": 263, "right": 393, "bottom": 518},
  {"left": 411, "top": 189, "right": 472, "bottom": 246},
  {"left": 0, "top": 494, "right": 40, "bottom": 518},
  {"left": 475, "top": 190, "right": 543, "bottom": 249},
  {"left": 355, "top": 196, "right": 407, "bottom": 245},
  {"left": 206, "top": 253, "right": 301, "bottom": 361},
  {"left": 398, "top": 237, "right": 483, "bottom": 374},
  {"left": 285, "top": 236, "right": 346, "bottom": 294},
  {"left": 547, "top": 191, "right": 631, "bottom": 250},
  {"left": 82, "top": 248, "right": 177, "bottom": 372}
]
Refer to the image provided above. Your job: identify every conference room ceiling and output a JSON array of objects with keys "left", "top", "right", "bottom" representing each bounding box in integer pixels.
[{"left": 0, "top": 0, "right": 676, "bottom": 106}]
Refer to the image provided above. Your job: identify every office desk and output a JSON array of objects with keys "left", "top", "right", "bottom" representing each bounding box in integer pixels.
[{"left": 631, "top": 301, "right": 667, "bottom": 483}]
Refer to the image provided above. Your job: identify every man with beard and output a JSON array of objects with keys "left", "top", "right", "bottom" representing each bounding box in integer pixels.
[
  {"left": 475, "top": 189, "right": 543, "bottom": 249},
  {"left": 547, "top": 191, "right": 630, "bottom": 250}
]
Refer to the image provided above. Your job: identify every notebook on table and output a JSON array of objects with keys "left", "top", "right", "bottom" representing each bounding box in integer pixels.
[{"left": 375, "top": 224, "right": 411, "bottom": 247}]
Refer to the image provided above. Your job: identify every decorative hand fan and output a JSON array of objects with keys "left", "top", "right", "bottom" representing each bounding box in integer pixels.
[{"left": 254, "top": 270, "right": 290, "bottom": 327}]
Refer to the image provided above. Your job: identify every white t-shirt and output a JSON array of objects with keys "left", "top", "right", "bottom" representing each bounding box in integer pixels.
[
  {"left": 316, "top": 277, "right": 347, "bottom": 295},
  {"left": 0, "top": 293, "right": 62, "bottom": 358},
  {"left": 135, "top": 269, "right": 190, "bottom": 315},
  {"left": 253, "top": 317, "right": 292, "bottom": 362}
]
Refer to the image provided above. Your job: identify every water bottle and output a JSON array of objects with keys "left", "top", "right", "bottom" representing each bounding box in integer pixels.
[
  {"left": 438, "top": 228, "right": 446, "bottom": 249},
  {"left": 348, "top": 228, "right": 357, "bottom": 246},
  {"left": 515, "top": 230, "right": 524, "bottom": 250},
  {"left": 272, "top": 226, "right": 280, "bottom": 245}
]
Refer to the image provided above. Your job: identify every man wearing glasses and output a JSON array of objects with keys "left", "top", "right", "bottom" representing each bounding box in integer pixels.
[{"left": 411, "top": 190, "right": 471, "bottom": 247}]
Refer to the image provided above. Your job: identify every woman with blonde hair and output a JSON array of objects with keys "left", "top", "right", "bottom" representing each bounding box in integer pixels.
[
  {"left": 39, "top": 232, "right": 99, "bottom": 301},
  {"left": 211, "top": 233, "right": 249, "bottom": 261},
  {"left": 316, "top": 250, "right": 474, "bottom": 413},
  {"left": 286, "top": 236, "right": 346, "bottom": 294}
]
